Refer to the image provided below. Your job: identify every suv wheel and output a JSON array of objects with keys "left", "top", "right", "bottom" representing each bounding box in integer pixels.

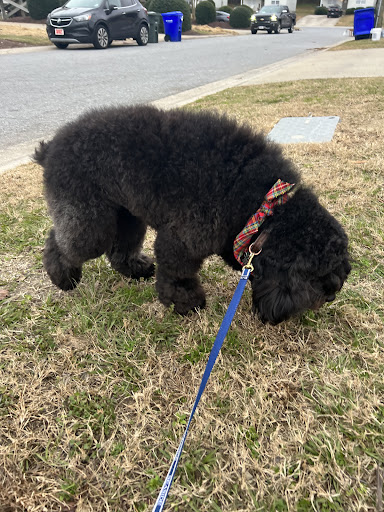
[
  {"left": 288, "top": 23, "right": 293, "bottom": 33},
  {"left": 93, "top": 25, "right": 110, "bottom": 49},
  {"left": 136, "top": 24, "right": 149, "bottom": 46},
  {"left": 274, "top": 23, "right": 280, "bottom": 34}
]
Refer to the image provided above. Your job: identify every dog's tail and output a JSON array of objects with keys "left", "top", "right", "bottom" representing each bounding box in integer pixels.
[{"left": 34, "top": 140, "right": 51, "bottom": 166}]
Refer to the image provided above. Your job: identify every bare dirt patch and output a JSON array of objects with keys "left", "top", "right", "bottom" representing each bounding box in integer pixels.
[{"left": 0, "top": 38, "right": 33, "bottom": 48}]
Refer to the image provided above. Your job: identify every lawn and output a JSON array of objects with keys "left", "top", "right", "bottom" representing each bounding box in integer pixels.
[
  {"left": 331, "top": 37, "right": 384, "bottom": 50},
  {"left": 0, "top": 23, "right": 50, "bottom": 46},
  {"left": 295, "top": 1, "right": 319, "bottom": 19},
  {"left": 0, "top": 77, "right": 383, "bottom": 511}
]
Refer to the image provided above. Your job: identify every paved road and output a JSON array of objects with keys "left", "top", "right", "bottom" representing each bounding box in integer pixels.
[{"left": 0, "top": 27, "right": 347, "bottom": 171}]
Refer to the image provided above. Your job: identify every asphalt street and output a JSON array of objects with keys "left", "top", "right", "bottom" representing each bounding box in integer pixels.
[{"left": 0, "top": 27, "right": 348, "bottom": 171}]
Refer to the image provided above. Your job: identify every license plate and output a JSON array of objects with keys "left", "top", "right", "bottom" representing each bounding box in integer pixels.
[
  {"left": 55, "top": 28, "right": 64, "bottom": 36},
  {"left": 258, "top": 26, "right": 265, "bottom": 29}
]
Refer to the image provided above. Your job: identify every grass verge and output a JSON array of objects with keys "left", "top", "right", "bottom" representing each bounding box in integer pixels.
[
  {"left": 0, "top": 24, "right": 50, "bottom": 46},
  {"left": 331, "top": 37, "right": 384, "bottom": 50},
  {"left": 295, "top": 1, "right": 319, "bottom": 19},
  {"left": 0, "top": 77, "right": 383, "bottom": 511}
]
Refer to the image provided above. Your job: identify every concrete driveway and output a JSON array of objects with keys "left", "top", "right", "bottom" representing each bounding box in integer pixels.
[{"left": 296, "top": 15, "right": 341, "bottom": 27}]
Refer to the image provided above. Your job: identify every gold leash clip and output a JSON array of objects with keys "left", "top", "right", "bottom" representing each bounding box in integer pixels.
[{"left": 243, "top": 243, "right": 262, "bottom": 273}]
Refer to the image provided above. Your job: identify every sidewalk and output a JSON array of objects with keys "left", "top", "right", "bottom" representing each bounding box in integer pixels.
[{"left": 152, "top": 45, "right": 384, "bottom": 109}]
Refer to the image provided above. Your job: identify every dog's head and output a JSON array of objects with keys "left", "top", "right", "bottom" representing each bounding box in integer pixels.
[{"left": 249, "top": 188, "right": 351, "bottom": 325}]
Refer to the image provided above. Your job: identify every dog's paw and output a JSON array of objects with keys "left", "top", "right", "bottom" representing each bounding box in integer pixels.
[
  {"left": 156, "top": 276, "right": 206, "bottom": 315},
  {"left": 110, "top": 253, "right": 155, "bottom": 280},
  {"left": 174, "top": 295, "right": 206, "bottom": 315},
  {"left": 129, "top": 254, "right": 155, "bottom": 280}
]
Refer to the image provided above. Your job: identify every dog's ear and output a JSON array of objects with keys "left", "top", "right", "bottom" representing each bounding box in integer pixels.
[{"left": 252, "top": 279, "right": 296, "bottom": 325}]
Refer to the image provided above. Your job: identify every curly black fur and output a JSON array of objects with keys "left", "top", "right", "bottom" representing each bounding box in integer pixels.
[{"left": 35, "top": 105, "right": 350, "bottom": 324}]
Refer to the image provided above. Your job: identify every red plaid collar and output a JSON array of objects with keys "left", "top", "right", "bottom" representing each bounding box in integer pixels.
[{"left": 233, "top": 179, "right": 295, "bottom": 265}]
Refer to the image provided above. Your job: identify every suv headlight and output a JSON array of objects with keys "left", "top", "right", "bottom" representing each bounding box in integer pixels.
[
  {"left": 270, "top": 14, "right": 277, "bottom": 21},
  {"left": 73, "top": 14, "right": 92, "bottom": 21}
]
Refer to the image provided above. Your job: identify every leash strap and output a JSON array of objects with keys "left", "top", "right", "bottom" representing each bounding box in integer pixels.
[{"left": 152, "top": 267, "right": 252, "bottom": 512}]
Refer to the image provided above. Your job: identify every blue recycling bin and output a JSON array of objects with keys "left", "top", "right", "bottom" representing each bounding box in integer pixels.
[
  {"left": 161, "top": 11, "right": 183, "bottom": 42},
  {"left": 354, "top": 7, "right": 374, "bottom": 40}
]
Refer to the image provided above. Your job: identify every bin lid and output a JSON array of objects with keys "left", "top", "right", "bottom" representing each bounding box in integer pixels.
[
  {"left": 354, "top": 7, "right": 375, "bottom": 16},
  {"left": 161, "top": 11, "right": 183, "bottom": 15}
]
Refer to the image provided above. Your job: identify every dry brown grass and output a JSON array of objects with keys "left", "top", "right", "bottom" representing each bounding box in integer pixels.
[
  {"left": 0, "top": 78, "right": 383, "bottom": 512},
  {"left": 187, "top": 24, "right": 239, "bottom": 36},
  {"left": 0, "top": 23, "right": 50, "bottom": 46},
  {"left": 336, "top": 14, "right": 354, "bottom": 27}
]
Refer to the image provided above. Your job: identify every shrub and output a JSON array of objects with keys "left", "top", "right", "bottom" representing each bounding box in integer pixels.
[
  {"left": 27, "top": 0, "right": 65, "bottom": 19},
  {"left": 150, "top": 0, "right": 191, "bottom": 31},
  {"left": 240, "top": 4, "right": 253, "bottom": 15},
  {"left": 229, "top": 5, "right": 251, "bottom": 28},
  {"left": 346, "top": 6, "right": 368, "bottom": 13},
  {"left": 196, "top": 0, "right": 216, "bottom": 24},
  {"left": 314, "top": 6, "right": 328, "bottom": 15},
  {"left": 219, "top": 5, "right": 233, "bottom": 13},
  {"left": 206, "top": 0, "right": 215, "bottom": 5}
]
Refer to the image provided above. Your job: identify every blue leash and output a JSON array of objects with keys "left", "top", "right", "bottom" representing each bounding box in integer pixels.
[{"left": 152, "top": 261, "right": 254, "bottom": 512}]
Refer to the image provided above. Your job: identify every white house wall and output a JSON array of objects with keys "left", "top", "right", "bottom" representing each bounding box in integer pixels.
[
  {"left": 243, "top": 0, "right": 262, "bottom": 10},
  {"left": 346, "top": 0, "right": 375, "bottom": 8},
  {"left": 213, "top": 0, "right": 374, "bottom": 12},
  {"left": 261, "top": 0, "right": 297, "bottom": 11},
  {"left": 213, "top": 0, "right": 297, "bottom": 11}
]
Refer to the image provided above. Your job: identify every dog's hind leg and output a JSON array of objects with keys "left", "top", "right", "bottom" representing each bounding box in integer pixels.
[
  {"left": 106, "top": 208, "right": 155, "bottom": 280},
  {"left": 44, "top": 229, "right": 83, "bottom": 291},
  {"left": 44, "top": 201, "right": 117, "bottom": 291},
  {"left": 154, "top": 227, "right": 206, "bottom": 315}
]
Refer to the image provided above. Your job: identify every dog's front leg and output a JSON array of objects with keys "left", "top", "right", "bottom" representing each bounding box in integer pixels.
[{"left": 154, "top": 228, "right": 206, "bottom": 315}]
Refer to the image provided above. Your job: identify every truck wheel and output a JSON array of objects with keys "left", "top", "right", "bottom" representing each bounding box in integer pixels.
[
  {"left": 267, "top": 29, "right": 272, "bottom": 33},
  {"left": 274, "top": 23, "right": 280, "bottom": 34},
  {"left": 288, "top": 23, "right": 293, "bottom": 33},
  {"left": 251, "top": 28, "right": 257, "bottom": 34}
]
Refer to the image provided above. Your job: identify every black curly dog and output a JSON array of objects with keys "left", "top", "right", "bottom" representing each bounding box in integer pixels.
[{"left": 35, "top": 105, "right": 350, "bottom": 324}]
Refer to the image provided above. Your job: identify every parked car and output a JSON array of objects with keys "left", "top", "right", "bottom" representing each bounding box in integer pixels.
[
  {"left": 250, "top": 4, "right": 296, "bottom": 34},
  {"left": 46, "top": 0, "right": 149, "bottom": 49},
  {"left": 216, "top": 10, "right": 230, "bottom": 22},
  {"left": 327, "top": 5, "right": 342, "bottom": 17}
]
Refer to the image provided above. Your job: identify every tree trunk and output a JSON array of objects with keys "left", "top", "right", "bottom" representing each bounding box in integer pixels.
[{"left": 0, "top": 0, "right": 7, "bottom": 20}]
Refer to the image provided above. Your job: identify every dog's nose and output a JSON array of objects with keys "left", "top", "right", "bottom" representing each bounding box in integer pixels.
[{"left": 326, "top": 294, "right": 336, "bottom": 303}]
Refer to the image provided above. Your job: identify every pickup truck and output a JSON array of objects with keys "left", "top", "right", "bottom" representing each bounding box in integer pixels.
[{"left": 250, "top": 5, "right": 296, "bottom": 34}]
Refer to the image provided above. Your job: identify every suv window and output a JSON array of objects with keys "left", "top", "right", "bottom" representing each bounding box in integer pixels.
[{"left": 121, "top": 0, "right": 134, "bottom": 5}]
